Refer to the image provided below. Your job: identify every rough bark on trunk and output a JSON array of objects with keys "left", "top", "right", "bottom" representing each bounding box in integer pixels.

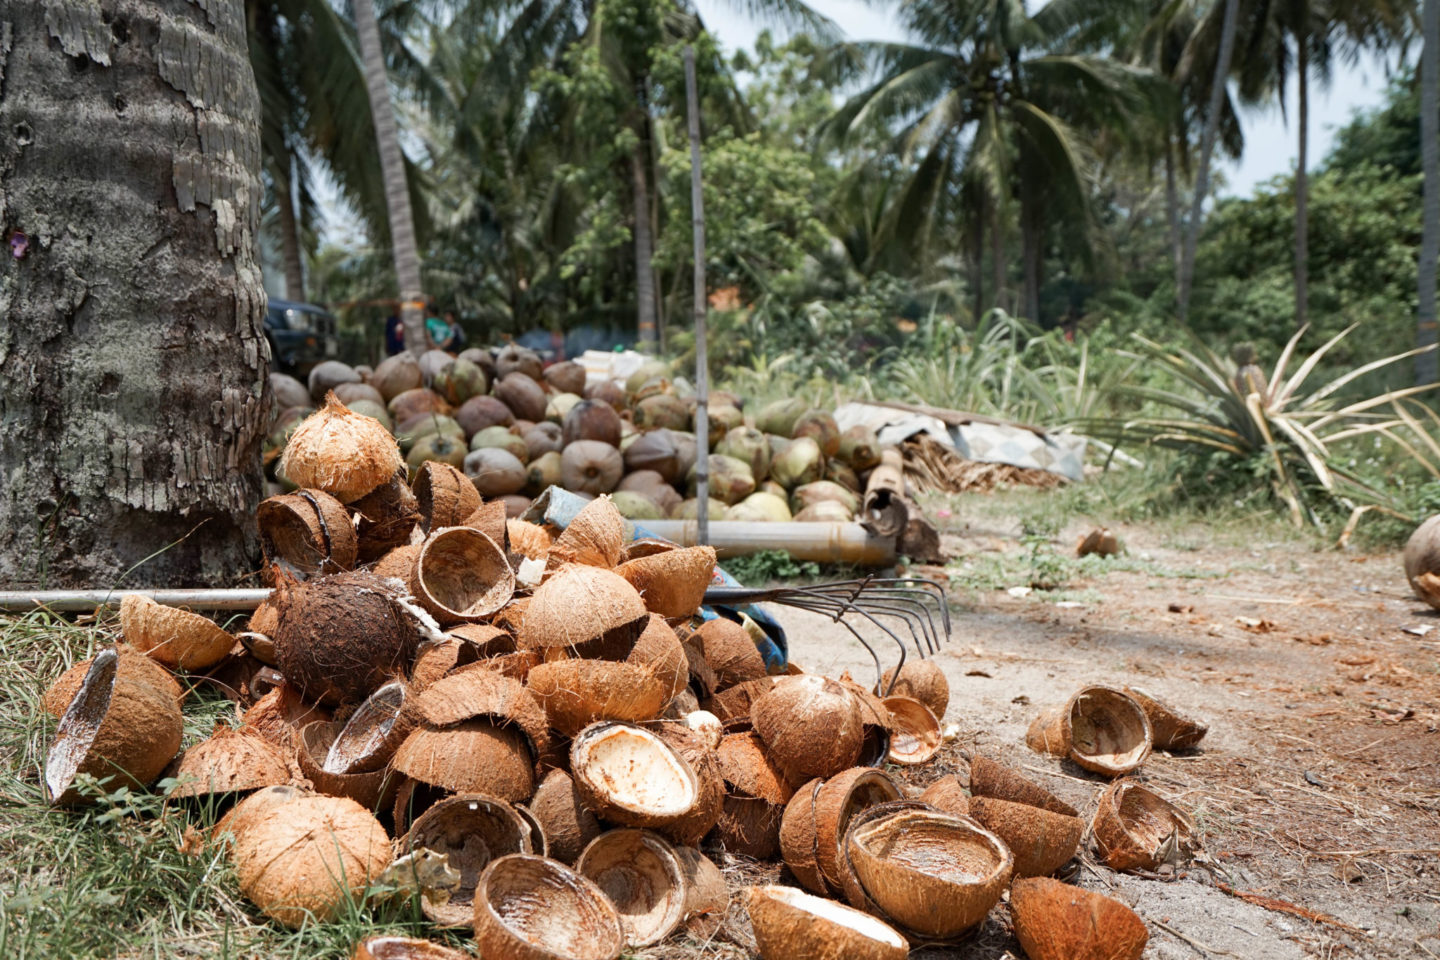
[
  {"left": 276, "top": 164, "right": 306, "bottom": 301},
  {"left": 1294, "top": 36, "right": 1309, "bottom": 330},
  {"left": 1420, "top": 0, "right": 1440, "bottom": 385},
  {"left": 352, "top": 0, "right": 425, "bottom": 354},
  {"left": 632, "top": 141, "right": 657, "bottom": 350},
  {"left": 0, "top": 0, "right": 271, "bottom": 588}
]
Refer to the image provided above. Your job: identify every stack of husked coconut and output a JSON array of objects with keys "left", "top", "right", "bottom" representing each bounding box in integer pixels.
[
  {"left": 267, "top": 345, "right": 880, "bottom": 526},
  {"left": 41, "top": 396, "right": 1206, "bottom": 960}
]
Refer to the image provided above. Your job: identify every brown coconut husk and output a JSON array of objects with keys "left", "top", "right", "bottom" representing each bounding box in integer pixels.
[
  {"left": 514, "top": 803, "right": 549, "bottom": 858},
  {"left": 695, "top": 617, "right": 768, "bottom": 690},
  {"left": 120, "top": 594, "right": 235, "bottom": 672},
  {"left": 1122, "top": 687, "right": 1208, "bottom": 751},
  {"left": 408, "top": 527, "right": 515, "bottom": 625},
  {"left": 413, "top": 461, "right": 481, "bottom": 533},
  {"left": 835, "top": 800, "right": 934, "bottom": 919},
  {"left": 717, "top": 731, "right": 793, "bottom": 805},
  {"left": 717, "top": 794, "right": 785, "bottom": 859},
  {"left": 570, "top": 722, "right": 699, "bottom": 831},
  {"left": 372, "top": 543, "right": 422, "bottom": 581},
  {"left": 811, "top": 767, "right": 901, "bottom": 893},
  {"left": 527, "top": 659, "right": 669, "bottom": 737},
  {"left": 746, "top": 884, "right": 908, "bottom": 960},
  {"left": 546, "top": 495, "right": 626, "bottom": 569},
  {"left": 392, "top": 720, "right": 536, "bottom": 804},
  {"left": 280, "top": 393, "right": 404, "bottom": 503},
  {"left": 518, "top": 564, "right": 649, "bottom": 654},
  {"left": 530, "top": 768, "right": 603, "bottom": 865},
  {"left": 751, "top": 675, "right": 864, "bottom": 784},
  {"left": 213, "top": 783, "right": 313, "bottom": 848},
  {"left": 409, "top": 637, "right": 463, "bottom": 692},
  {"left": 576, "top": 829, "right": 688, "bottom": 948},
  {"left": 231, "top": 793, "right": 392, "bottom": 928},
  {"left": 621, "top": 537, "right": 676, "bottom": 563},
  {"left": 1026, "top": 686, "right": 1152, "bottom": 777},
  {"left": 882, "top": 696, "right": 941, "bottom": 765},
  {"left": 241, "top": 682, "right": 331, "bottom": 751},
  {"left": 412, "top": 665, "right": 550, "bottom": 760},
  {"left": 506, "top": 519, "right": 552, "bottom": 561},
  {"left": 847, "top": 809, "right": 1013, "bottom": 940},
  {"left": 450, "top": 623, "right": 517, "bottom": 657},
  {"left": 1010, "top": 877, "right": 1149, "bottom": 960},
  {"left": 460, "top": 499, "right": 508, "bottom": 548},
  {"left": 352, "top": 936, "right": 470, "bottom": 960},
  {"left": 43, "top": 645, "right": 183, "bottom": 719},
  {"left": 490, "top": 596, "right": 530, "bottom": 635},
  {"left": 653, "top": 724, "right": 725, "bottom": 847},
  {"left": 168, "top": 725, "right": 294, "bottom": 799},
  {"left": 247, "top": 598, "right": 282, "bottom": 642},
  {"left": 615, "top": 546, "right": 716, "bottom": 620},
  {"left": 779, "top": 777, "right": 827, "bottom": 894},
  {"left": 45, "top": 649, "right": 184, "bottom": 805},
  {"left": 322, "top": 679, "right": 415, "bottom": 774},
  {"left": 472, "top": 854, "right": 625, "bottom": 960},
  {"left": 628, "top": 615, "right": 688, "bottom": 703},
  {"left": 352, "top": 471, "right": 421, "bottom": 563},
  {"left": 876, "top": 659, "right": 949, "bottom": 720},
  {"left": 967, "top": 796, "right": 1083, "bottom": 878},
  {"left": 681, "top": 640, "right": 717, "bottom": 702},
  {"left": 673, "top": 846, "right": 728, "bottom": 938},
  {"left": 969, "top": 754, "right": 1076, "bottom": 816},
  {"left": 1091, "top": 780, "right": 1198, "bottom": 872},
  {"left": 405, "top": 793, "right": 534, "bottom": 928},
  {"left": 296, "top": 720, "right": 398, "bottom": 811},
  {"left": 257, "top": 489, "right": 359, "bottom": 581},
  {"left": 918, "top": 775, "right": 969, "bottom": 817}
]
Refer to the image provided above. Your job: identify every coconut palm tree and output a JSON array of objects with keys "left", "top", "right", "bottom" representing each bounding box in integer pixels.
[{"left": 1422, "top": 0, "right": 1439, "bottom": 384}]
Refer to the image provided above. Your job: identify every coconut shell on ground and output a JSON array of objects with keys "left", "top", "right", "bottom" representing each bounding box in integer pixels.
[
  {"left": 615, "top": 545, "right": 716, "bottom": 620},
  {"left": 241, "top": 683, "right": 331, "bottom": 751},
  {"left": 1092, "top": 780, "right": 1198, "bottom": 872},
  {"left": 968, "top": 754, "right": 1076, "bottom": 815},
  {"left": 967, "top": 795, "right": 1083, "bottom": 877},
  {"left": 696, "top": 617, "right": 767, "bottom": 690},
  {"left": 506, "top": 518, "right": 553, "bottom": 560},
  {"left": 168, "top": 725, "right": 294, "bottom": 799},
  {"left": 577, "top": 829, "right": 687, "bottom": 948},
  {"left": 1027, "top": 686, "right": 1152, "bottom": 777},
  {"left": 1405, "top": 515, "right": 1440, "bottom": 607},
  {"left": 653, "top": 724, "right": 725, "bottom": 847},
  {"left": 628, "top": 615, "right": 688, "bottom": 703},
  {"left": 570, "top": 722, "right": 699, "bottom": 831},
  {"left": 281, "top": 394, "right": 402, "bottom": 503},
  {"left": 527, "top": 659, "right": 669, "bottom": 737},
  {"left": 716, "top": 794, "right": 785, "bottom": 859},
  {"left": 779, "top": 777, "right": 828, "bottom": 894},
  {"left": 747, "top": 884, "right": 908, "bottom": 960},
  {"left": 674, "top": 846, "right": 728, "bottom": 938},
  {"left": 811, "top": 767, "right": 901, "bottom": 893},
  {"left": 405, "top": 793, "right": 534, "bottom": 928},
  {"left": 834, "top": 800, "right": 934, "bottom": 922},
  {"left": 752, "top": 675, "right": 864, "bottom": 784},
  {"left": 519, "top": 564, "right": 648, "bottom": 654},
  {"left": 1010, "top": 876, "right": 1149, "bottom": 960},
  {"left": 119, "top": 594, "right": 235, "bottom": 672},
  {"left": 705, "top": 676, "right": 775, "bottom": 723},
  {"left": 322, "top": 679, "right": 415, "bottom": 775},
  {"left": 680, "top": 640, "right": 717, "bottom": 702},
  {"left": 547, "top": 495, "right": 626, "bottom": 569},
  {"left": 257, "top": 490, "right": 359, "bottom": 582},
  {"left": 530, "top": 769, "right": 603, "bottom": 865},
  {"left": 408, "top": 527, "right": 515, "bottom": 626},
  {"left": 212, "top": 783, "right": 311, "bottom": 846},
  {"left": 413, "top": 461, "right": 482, "bottom": 533},
  {"left": 43, "top": 645, "right": 183, "bottom": 719},
  {"left": 352, "top": 937, "right": 470, "bottom": 960},
  {"left": 473, "top": 854, "right": 625, "bottom": 960},
  {"left": 717, "top": 731, "right": 794, "bottom": 805},
  {"left": 296, "top": 720, "right": 398, "bottom": 811},
  {"left": 1122, "top": 687, "right": 1208, "bottom": 751},
  {"left": 351, "top": 472, "right": 421, "bottom": 562},
  {"left": 882, "top": 696, "right": 941, "bottom": 765},
  {"left": 918, "top": 775, "right": 969, "bottom": 817},
  {"left": 877, "top": 659, "right": 949, "bottom": 720},
  {"left": 392, "top": 719, "right": 536, "bottom": 804},
  {"left": 373, "top": 544, "right": 422, "bottom": 581},
  {"left": 412, "top": 665, "right": 550, "bottom": 762}
]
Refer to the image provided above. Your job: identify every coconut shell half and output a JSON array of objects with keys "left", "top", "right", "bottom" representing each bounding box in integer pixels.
[
  {"left": 653, "top": 724, "right": 725, "bottom": 847},
  {"left": 507, "top": 519, "right": 552, "bottom": 561},
  {"left": 615, "top": 546, "right": 716, "bottom": 620},
  {"left": 628, "top": 615, "right": 688, "bottom": 703},
  {"left": 45, "top": 649, "right": 184, "bottom": 805},
  {"left": 716, "top": 794, "right": 784, "bottom": 859},
  {"left": 1027, "top": 686, "right": 1152, "bottom": 777},
  {"left": 409, "top": 527, "right": 515, "bottom": 625},
  {"left": 1091, "top": 780, "right": 1198, "bottom": 872},
  {"left": 460, "top": 499, "right": 509, "bottom": 550},
  {"left": 751, "top": 675, "right": 864, "bottom": 784},
  {"left": 43, "top": 646, "right": 183, "bottom": 719},
  {"left": 812, "top": 767, "right": 901, "bottom": 893},
  {"left": 717, "top": 731, "right": 793, "bottom": 805},
  {"left": 747, "top": 884, "right": 907, "bottom": 960},
  {"left": 352, "top": 936, "right": 470, "bottom": 960},
  {"left": 546, "top": 495, "right": 626, "bottom": 569},
  {"left": 1010, "top": 876, "right": 1149, "bottom": 960},
  {"left": 392, "top": 720, "right": 537, "bottom": 804},
  {"left": 576, "top": 830, "right": 687, "bottom": 947},
  {"left": 322, "top": 680, "right": 415, "bottom": 775},
  {"left": 351, "top": 471, "right": 421, "bottom": 563},
  {"left": 168, "top": 725, "right": 293, "bottom": 799},
  {"left": 918, "top": 775, "right": 969, "bottom": 817},
  {"left": 120, "top": 594, "right": 235, "bottom": 672},
  {"left": 696, "top": 617, "right": 768, "bottom": 690},
  {"left": 241, "top": 683, "right": 331, "bottom": 752},
  {"left": 519, "top": 564, "right": 648, "bottom": 653},
  {"left": 967, "top": 795, "right": 1083, "bottom": 878},
  {"left": 835, "top": 799, "right": 934, "bottom": 921},
  {"left": 876, "top": 659, "right": 949, "bottom": 720},
  {"left": 473, "top": 855, "right": 625, "bottom": 960},
  {"left": 969, "top": 755, "right": 1077, "bottom": 816},
  {"left": 1122, "top": 686, "right": 1208, "bottom": 751},
  {"left": 673, "top": 845, "right": 727, "bottom": 938},
  {"left": 526, "top": 659, "right": 668, "bottom": 737},
  {"left": 280, "top": 393, "right": 403, "bottom": 503},
  {"left": 412, "top": 665, "right": 549, "bottom": 761},
  {"left": 257, "top": 489, "right": 358, "bottom": 581},
  {"left": 570, "top": 722, "right": 698, "bottom": 831},
  {"left": 413, "top": 461, "right": 481, "bottom": 533},
  {"left": 779, "top": 777, "right": 827, "bottom": 894},
  {"left": 530, "top": 769, "right": 603, "bottom": 865},
  {"left": 882, "top": 696, "right": 941, "bottom": 765},
  {"left": 405, "top": 793, "right": 534, "bottom": 928},
  {"left": 297, "top": 720, "right": 398, "bottom": 812}
]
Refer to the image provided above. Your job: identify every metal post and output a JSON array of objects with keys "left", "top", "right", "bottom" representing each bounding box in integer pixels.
[{"left": 685, "top": 46, "right": 710, "bottom": 546}]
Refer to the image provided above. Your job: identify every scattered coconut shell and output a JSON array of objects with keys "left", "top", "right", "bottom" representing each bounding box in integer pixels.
[
  {"left": 405, "top": 793, "right": 534, "bottom": 927},
  {"left": 704, "top": 676, "right": 775, "bottom": 723},
  {"left": 696, "top": 617, "right": 767, "bottom": 690},
  {"left": 752, "top": 675, "right": 864, "bottom": 784},
  {"left": 296, "top": 720, "right": 398, "bottom": 811},
  {"left": 507, "top": 518, "right": 553, "bottom": 560},
  {"left": 352, "top": 936, "right": 470, "bottom": 960},
  {"left": 280, "top": 394, "right": 403, "bottom": 503},
  {"left": 392, "top": 719, "right": 536, "bottom": 805},
  {"left": 673, "top": 846, "right": 727, "bottom": 938},
  {"left": 779, "top": 777, "right": 828, "bottom": 894},
  {"left": 460, "top": 499, "right": 509, "bottom": 548},
  {"left": 628, "top": 615, "right": 689, "bottom": 703},
  {"left": 876, "top": 659, "right": 949, "bottom": 720},
  {"left": 615, "top": 545, "right": 716, "bottom": 620},
  {"left": 519, "top": 564, "right": 648, "bottom": 653},
  {"left": 168, "top": 725, "right": 293, "bottom": 799},
  {"left": 322, "top": 679, "right": 415, "bottom": 775},
  {"left": 409, "top": 527, "right": 515, "bottom": 626},
  {"left": 747, "top": 884, "right": 907, "bottom": 960},
  {"left": 834, "top": 800, "right": 936, "bottom": 924},
  {"left": 473, "top": 854, "right": 625, "bottom": 960},
  {"left": 257, "top": 490, "right": 359, "bottom": 581},
  {"left": 119, "top": 594, "right": 235, "bottom": 672},
  {"left": 577, "top": 830, "right": 687, "bottom": 948},
  {"left": 412, "top": 665, "right": 550, "bottom": 760},
  {"left": 530, "top": 769, "right": 603, "bottom": 865},
  {"left": 413, "top": 461, "right": 482, "bottom": 533},
  {"left": 918, "top": 775, "right": 969, "bottom": 817},
  {"left": 680, "top": 640, "right": 717, "bottom": 702},
  {"left": 45, "top": 649, "right": 184, "bottom": 805},
  {"left": 717, "top": 794, "right": 784, "bottom": 859},
  {"left": 968, "top": 754, "right": 1076, "bottom": 816},
  {"left": 373, "top": 543, "right": 422, "bottom": 581},
  {"left": 527, "top": 659, "right": 669, "bottom": 736},
  {"left": 717, "top": 731, "right": 794, "bottom": 805},
  {"left": 1010, "top": 876, "right": 1149, "bottom": 960},
  {"left": 212, "top": 782, "right": 312, "bottom": 846},
  {"left": 847, "top": 808, "right": 1013, "bottom": 940},
  {"left": 653, "top": 724, "right": 725, "bottom": 847},
  {"left": 43, "top": 645, "right": 183, "bottom": 719},
  {"left": 882, "top": 695, "right": 941, "bottom": 765},
  {"left": 1076, "top": 527, "right": 1121, "bottom": 558},
  {"left": 231, "top": 793, "right": 392, "bottom": 928},
  {"left": 812, "top": 767, "right": 901, "bottom": 893},
  {"left": 570, "top": 722, "right": 698, "bottom": 831},
  {"left": 1122, "top": 687, "right": 1208, "bottom": 751},
  {"left": 351, "top": 471, "right": 421, "bottom": 562},
  {"left": 967, "top": 795, "right": 1083, "bottom": 878},
  {"left": 1026, "top": 686, "right": 1152, "bottom": 777},
  {"left": 547, "top": 495, "right": 626, "bottom": 569},
  {"left": 1091, "top": 780, "right": 1198, "bottom": 872},
  {"left": 241, "top": 682, "right": 331, "bottom": 751}
]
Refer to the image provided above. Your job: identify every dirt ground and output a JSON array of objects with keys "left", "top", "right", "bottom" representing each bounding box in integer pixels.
[{"left": 695, "top": 512, "right": 1440, "bottom": 960}]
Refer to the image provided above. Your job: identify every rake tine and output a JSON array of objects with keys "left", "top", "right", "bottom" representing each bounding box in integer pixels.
[{"left": 783, "top": 595, "right": 911, "bottom": 691}]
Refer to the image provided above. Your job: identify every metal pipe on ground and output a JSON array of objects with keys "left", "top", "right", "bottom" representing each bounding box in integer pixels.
[{"left": 640, "top": 520, "right": 895, "bottom": 565}]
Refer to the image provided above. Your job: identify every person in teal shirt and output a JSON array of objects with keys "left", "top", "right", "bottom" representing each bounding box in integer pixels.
[{"left": 424, "top": 307, "right": 453, "bottom": 351}]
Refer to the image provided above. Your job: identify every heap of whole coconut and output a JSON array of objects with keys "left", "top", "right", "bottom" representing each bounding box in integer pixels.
[{"left": 268, "top": 350, "right": 881, "bottom": 525}]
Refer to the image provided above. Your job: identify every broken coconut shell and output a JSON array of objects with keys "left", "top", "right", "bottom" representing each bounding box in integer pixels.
[
  {"left": 848, "top": 809, "right": 1013, "bottom": 940},
  {"left": 519, "top": 564, "right": 648, "bottom": 653},
  {"left": 1010, "top": 876, "right": 1149, "bottom": 960},
  {"left": 779, "top": 777, "right": 828, "bottom": 894},
  {"left": 546, "top": 495, "right": 626, "bottom": 569},
  {"left": 168, "top": 725, "right": 293, "bottom": 799},
  {"left": 296, "top": 720, "right": 398, "bottom": 811},
  {"left": 717, "top": 731, "right": 793, "bottom": 806},
  {"left": 120, "top": 594, "right": 235, "bottom": 672},
  {"left": 409, "top": 526, "right": 515, "bottom": 625},
  {"left": 1122, "top": 686, "right": 1208, "bottom": 751},
  {"left": 281, "top": 393, "right": 403, "bottom": 503},
  {"left": 413, "top": 461, "right": 481, "bottom": 533},
  {"left": 681, "top": 640, "right": 717, "bottom": 702},
  {"left": 460, "top": 499, "right": 509, "bottom": 548},
  {"left": 392, "top": 719, "right": 536, "bottom": 805},
  {"left": 747, "top": 884, "right": 907, "bottom": 960},
  {"left": 373, "top": 543, "right": 421, "bottom": 581},
  {"left": 751, "top": 675, "right": 864, "bottom": 784},
  {"left": 231, "top": 793, "right": 392, "bottom": 928},
  {"left": 918, "top": 775, "right": 969, "bottom": 817},
  {"left": 1091, "top": 780, "right": 1198, "bottom": 872},
  {"left": 967, "top": 795, "right": 1083, "bottom": 877},
  {"left": 833, "top": 800, "right": 935, "bottom": 923},
  {"left": 614, "top": 545, "right": 716, "bottom": 620},
  {"left": 352, "top": 936, "right": 470, "bottom": 960},
  {"left": 526, "top": 658, "right": 669, "bottom": 737},
  {"left": 812, "top": 767, "right": 901, "bottom": 893},
  {"left": 1027, "top": 686, "right": 1152, "bottom": 777},
  {"left": 577, "top": 829, "right": 687, "bottom": 948},
  {"left": 705, "top": 676, "right": 775, "bottom": 723},
  {"left": 413, "top": 664, "right": 549, "bottom": 758},
  {"left": 473, "top": 854, "right": 625, "bottom": 960},
  {"left": 877, "top": 659, "right": 949, "bottom": 720},
  {"left": 653, "top": 723, "right": 725, "bottom": 847},
  {"left": 257, "top": 489, "right": 358, "bottom": 580},
  {"left": 717, "top": 794, "right": 785, "bottom": 859},
  {"left": 570, "top": 722, "right": 698, "bottom": 831},
  {"left": 323, "top": 679, "right": 415, "bottom": 775},
  {"left": 696, "top": 616, "right": 767, "bottom": 690},
  {"left": 969, "top": 755, "right": 1077, "bottom": 816},
  {"left": 405, "top": 793, "right": 535, "bottom": 927},
  {"left": 674, "top": 845, "right": 727, "bottom": 938},
  {"left": 628, "top": 615, "right": 688, "bottom": 704},
  {"left": 351, "top": 471, "right": 421, "bottom": 563},
  {"left": 45, "top": 649, "right": 184, "bottom": 805},
  {"left": 882, "top": 695, "right": 941, "bottom": 765},
  {"left": 1404, "top": 514, "right": 1440, "bottom": 608},
  {"left": 241, "top": 682, "right": 331, "bottom": 752},
  {"left": 506, "top": 518, "right": 552, "bottom": 560},
  {"left": 43, "top": 645, "right": 183, "bottom": 719},
  {"left": 529, "top": 768, "right": 603, "bottom": 865}
]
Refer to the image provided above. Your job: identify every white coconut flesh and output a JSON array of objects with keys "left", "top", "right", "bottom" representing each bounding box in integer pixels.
[
  {"left": 324, "top": 681, "right": 406, "bottom": 774},
  {"left": 578, "top": 728, "right": 695, "bottom": 816},
  {"left": 853, "top": 816, "right": 1005, "bottom": 884},
  {"left": 1069, "top": 692, "right": 1146, "bottom": 765},
  {"left": 46, "top": 649, "right": 117, "bottom": 801},
  {"left": 764, "top": 885, "right": 907, "bottom": 948}
]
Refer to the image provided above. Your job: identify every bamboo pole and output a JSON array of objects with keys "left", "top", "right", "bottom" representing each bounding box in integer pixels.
[{"left": 684, "top": 45, "right": 710, "bottom": 546}]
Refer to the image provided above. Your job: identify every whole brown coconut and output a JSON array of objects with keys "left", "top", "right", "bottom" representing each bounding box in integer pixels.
[
  {"left": 561, "top": 441, "right": 624, "bottom": 495},
  {"left": 1026, "top": 686, "right": 1152, "bottom": 777},
  {"left": 456, "top": 394, "right": 516, "bottom": 438},
  {"left": 473, "top": 855, "right": 625, "bottom": 960},
  {"left": 43, "top": 646, "right": 184, "bottom": 719},
  {"left": 309, "top": 360, "right": 362, "bottom": 400},
  {"left": 520, "top": 564, "right": 648, "bottom": 653},
  {"left": 696, "top": 617, "right": 767, "bottom": 690},
  {"left": 257, "top": 489, "right": 359, "bottom": 581},
  {"left": 622, "top": 430, "right": 684, "bottom": 483},
  {"left": 584, "top": 379, "right": 627, "bottom": 413},
  {"left": 837, "top": 425, "right": 881, "bottom": 471},
  {"left": 570, "top": 722, "right": 700, "bottom": 831},
  {"left": 271, "top": 572, "right": 434, "bottom": 706},
  {"left": 615, "top": 546, "right": 716, "bottom": 620},
  {"left": 495, "top": 372, "right": 547, "bottom": 422},
  {"left": 389, "top": 388, "right": 452, "bottom": 427},
  {"left": 120, "top": 594, "right": 235, "bottom": 672},
  {"left": 877, "top": 658, "right": 949, "bottom": 719},
  {"left": 334, "top": 381, "right": 386, "bottom": 409},
  {"left": 405, "top": 793, "right": 535, "bottom": 927},
  {"left": 544, "top": 360, "right": 588, "bottom": 395},
  {"left": 576, "top": 830, "right": 688, "bottom": 948},
  {"left": 1404, "top": 514, "right": 1440, "bottom": 607},
  {"left": 752, "top": 675, "right": 864, "bottom": 783},
  {"left": 371, "top": 355, "right": 425, "bottom": 402},
  {"left": 432, "top": 358, "right": 489, "bottom": 406},
  {"left": 792, "top": 409, "right": 841, "bottom": 457},
  {"left": 1091, "top": 780, "right": 1198, "bottom": 872},
  {"left": 967, "top": 796, "right": 1083, "bottom": 877},
  {"left": 494, "top": 344, "right": 543, "bottom": 382},
  {"left": 168, "top": 725, "right": 293, "bottom": 799},
  {"left": 530, "top": 769, "right": 603, "bottom": 865},
  {"left": 969, "top": 754, "right": 1077, "bottom": 815},
  {"left": 747, "top": 884, "right": 908, "bottom": 960},
  {"left": 280, "top": 394, "right": 403, "bottom": 503},
  {"left": 1010, "top": 877, "right": 1149, "bottom": 960},
  {"left": 231, "top": 793, "right": 392, "bottom": 928},
  {"left": 272, "top": 372, "right": 311, "bottom": 410},
  {"left": 465, "top": 448, "right": 528, "bottom": 498},
  {"left": 45, "top": 648, "right": 184, "bottom": 805},
  {"left": 525, "top": 450, "right": 564, "bottom": 497},
  {"left": 563, "top": 399, "right": 623, "bottom": 448},
  {"left": 523, "top": 422, "right": 564, "bottom": 460}
]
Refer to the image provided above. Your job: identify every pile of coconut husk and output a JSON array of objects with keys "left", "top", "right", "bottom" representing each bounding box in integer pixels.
[
  {"left": 40, "top": 398, "right": 1207, "bottom": 960},
  {"left": 268, "top": 348, "right": 881, "bottom": 526},
  {"left": 900, "top": 434, "right": 1067, "bottom": 495}
]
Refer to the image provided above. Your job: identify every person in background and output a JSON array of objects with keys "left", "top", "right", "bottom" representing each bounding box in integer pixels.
[
  {"left": 424, "top": 301, "right": 454, "bottom": 352},
  {"left": 384, "top": 310, "right": 405, "bottom": 355},
  {"left": 444, "top": 310, "right": 467, "bottom": 351}
]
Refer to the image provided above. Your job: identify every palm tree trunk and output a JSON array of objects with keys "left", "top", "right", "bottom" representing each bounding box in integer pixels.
[
  {"left": 1021, "top": 205, "right": 1042, "bottom": 324},
  {"left": 276, "top": 166, "right": 307, "bottom": 302},
  {"left": 1165, "top": 129, "right": 1182, "bottom": 277},
  {"left": 970, "top": 204, "right": 985, "bottom": 323},
  {"left": 0, "top": 0, "right": 270, "bottom": 586},
  {"left": 1295, "top": 35, "right": 1309, "bottom": 330},
  {"left": 632, "top": 143, "right": 658, "bottom": 349},
  {"left": 1420, "top": 0, "right": 1440, "bottom": 385},
  {"left": 1178, "top": 0, "right": 1241, "bottom": 322},
  {"left": 990, "top": 204, "right": 1006, "bottom": 313},
  {"left": 352, "top": 0, "right": 426, "bottom": 354}
]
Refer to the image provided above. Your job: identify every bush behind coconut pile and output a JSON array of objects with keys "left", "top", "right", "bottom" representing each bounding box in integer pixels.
[{"left": 266, "top": 350, "right": 883, "bottom": 524}]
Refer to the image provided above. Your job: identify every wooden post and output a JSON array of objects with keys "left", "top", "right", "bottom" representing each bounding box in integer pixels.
[{"left": 685, "top": 46, "right": 710, "bottom": 545}]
